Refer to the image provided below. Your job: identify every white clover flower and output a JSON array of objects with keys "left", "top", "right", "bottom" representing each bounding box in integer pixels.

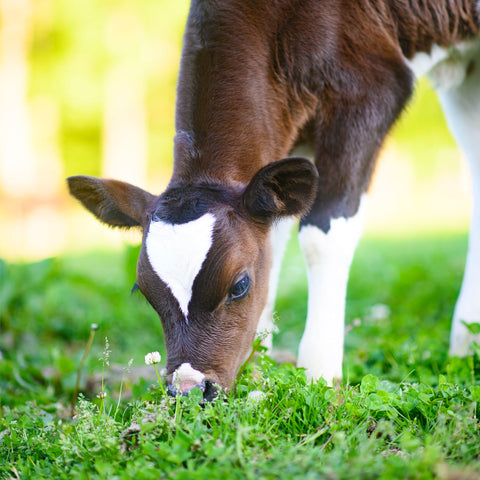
[
  {"left": 366, "top": 303, "right": 391, "bottom": 322},
  {"left": 97, "top": 391, "right": 107, "bottom": 399},
  {"left": 247, "top": 390, "right": 266, "bottom": 402},
  {"left": 145, "top": 351, "right": 161, "bottom": 365}
]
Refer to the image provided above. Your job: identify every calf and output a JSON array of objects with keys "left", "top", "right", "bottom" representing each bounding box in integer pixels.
[{"left": 68, "top": 0, "right": 480, "bottom": 399}]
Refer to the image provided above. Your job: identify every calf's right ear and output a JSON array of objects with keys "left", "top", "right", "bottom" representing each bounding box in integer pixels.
[{"left": 67, "top": 176, "right": 156, "bottom": 228}]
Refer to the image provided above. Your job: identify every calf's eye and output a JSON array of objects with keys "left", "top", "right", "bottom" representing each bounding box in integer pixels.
[{"left": 229, "top": 274, "right": 251, "bottom": 301}]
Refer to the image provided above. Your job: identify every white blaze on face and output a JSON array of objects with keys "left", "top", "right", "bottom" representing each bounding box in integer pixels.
[{"left": 146, "top": 213, "right": 216, "bottom": 320}]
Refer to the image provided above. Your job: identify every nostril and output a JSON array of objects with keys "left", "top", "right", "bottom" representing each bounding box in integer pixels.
[
  {"left": 203, "top": 381, "right": 218, "bottom": 402},
  {"left": 167, "top": 383, "right": 178, "bottom": 397}
]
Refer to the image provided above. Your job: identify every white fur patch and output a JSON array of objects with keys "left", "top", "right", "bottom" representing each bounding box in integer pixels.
[
  {"left": 146, "top": 213, "right": 216, "bottom": 320},
  {"left": 297, "top": 196, "right": 367, "bottom": 385},
  {"left": 406, "top": 44, "right": 451, "bottom": 78},
  {"left": 406, "top": 41, "right": 478, "bottom": 89}
]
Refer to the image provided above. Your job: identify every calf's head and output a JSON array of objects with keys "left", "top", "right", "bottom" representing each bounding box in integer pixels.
[{"left": 68, "top": 158, "right": 318, "bottom": 398}]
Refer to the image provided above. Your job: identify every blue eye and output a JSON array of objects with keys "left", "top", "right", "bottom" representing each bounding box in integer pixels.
[{"left": 229, "top": 275, "right": 251, "bottom": 301}]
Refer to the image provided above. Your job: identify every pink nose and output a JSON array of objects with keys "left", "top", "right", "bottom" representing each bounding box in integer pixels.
[
  {"left": 178, "top": 381, "right": 204, "bottom": 394},
  {"left": 167, "top": 363, "right": 217, "bottom": 401},
  {"left": 171, "top": 363, "right": 206, "bottom": 393}
]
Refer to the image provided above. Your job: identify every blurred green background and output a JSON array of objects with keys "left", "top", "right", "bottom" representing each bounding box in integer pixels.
[{"left": 0, "top": 0, "right": 471, "bottom": 260}]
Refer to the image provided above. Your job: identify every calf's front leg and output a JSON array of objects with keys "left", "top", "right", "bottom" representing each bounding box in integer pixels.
[{"left": 297, "top": 196, "right": 366, "bottom": 385}]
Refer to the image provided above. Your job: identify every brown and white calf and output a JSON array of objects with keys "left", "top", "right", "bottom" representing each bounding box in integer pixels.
[{"left": 68, "top": 0, "right": 480, "bottom": 399}]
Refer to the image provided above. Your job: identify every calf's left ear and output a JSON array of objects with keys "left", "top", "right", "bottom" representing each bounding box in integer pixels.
[{"left": 242, "top": 157, "right": 319, "bottom": 223}]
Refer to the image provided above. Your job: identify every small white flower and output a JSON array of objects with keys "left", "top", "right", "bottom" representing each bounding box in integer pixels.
[
  {"left": 247, "top": 390, "right": 266, "bottom": 402},
  {"left": 366, "top": 304, "right": 391, "bottom": 322},
  {"left": 145, "top": 351, "right": 161, "bottom": 365},
  {"left": 97, "top": 391, "right": 107, "bottom": 399}
]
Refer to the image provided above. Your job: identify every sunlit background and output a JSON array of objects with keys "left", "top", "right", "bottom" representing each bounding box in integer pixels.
[{"left": 0, "top": 0, "right": 472, "bottom": 261}]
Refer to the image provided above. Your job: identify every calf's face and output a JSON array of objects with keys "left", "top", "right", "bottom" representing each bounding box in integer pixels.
[
  {"left": 68, "top": 158, "right": 318, "bottom": 398},
  {"left": 137, "top": 200, "right": 271, "bottom": 396}
]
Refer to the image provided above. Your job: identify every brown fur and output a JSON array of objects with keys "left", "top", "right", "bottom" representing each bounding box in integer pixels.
[{"left": 391, "top": 0, "right": 480, "bottom": 57}]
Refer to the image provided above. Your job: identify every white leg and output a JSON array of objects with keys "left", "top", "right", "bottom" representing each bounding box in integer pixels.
[
  {"left": 297, "top": 196, "right": 366, "bottom": 384},
  {"left": 256, "top": 217, "right": 295, "bottom": 350},
  {"left": 435, "top": 45, "right": 480, "bottom": 355}
]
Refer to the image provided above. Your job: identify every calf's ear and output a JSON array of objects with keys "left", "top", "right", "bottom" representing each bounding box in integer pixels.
[
  {"left": 242, "top": 157, "right": 318, "bottom": 223},
  {"left": 67, "top": 176, "right": 156, "bottom": 228}
]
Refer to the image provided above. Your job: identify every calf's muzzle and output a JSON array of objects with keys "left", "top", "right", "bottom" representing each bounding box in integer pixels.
[{"left": 166, "top": 362, "right": 218, "bottom": 401}]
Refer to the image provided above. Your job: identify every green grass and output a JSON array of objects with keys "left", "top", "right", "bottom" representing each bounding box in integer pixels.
[{"left": 1, "top": 233, "right": 480, "bottom": 479}]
